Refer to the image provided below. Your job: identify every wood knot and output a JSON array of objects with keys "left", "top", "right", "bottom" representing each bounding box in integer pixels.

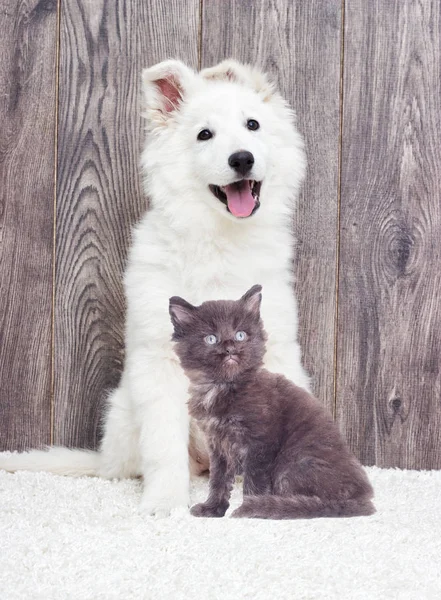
[
  {"left": 389, "top": 229, "right": 413, "bottom": 275},
  {"left": 383, "top": 220, "right": 415, "bottom": 280},
  {"left": 33, "top": 0, "right": 57, "bottom": 15},
  {"left": 384, "top": 393, "right": 407, "bottom": 433},
  {"left": 391, "top": 397, "right": 402, "bottom": 412}
]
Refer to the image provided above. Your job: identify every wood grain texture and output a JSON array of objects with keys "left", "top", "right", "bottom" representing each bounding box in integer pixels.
[
  {"left": 0, "top": 0, "right": 57, "bottom": 450},
  {"left": 54, "top": 0, "right": 199, "bottom": 448},
  {"left": 337, "top": 0, "right": 441, "bottom": 468},
  {"left": 201, "top": 0, "right": 341, "bottom": 413}
]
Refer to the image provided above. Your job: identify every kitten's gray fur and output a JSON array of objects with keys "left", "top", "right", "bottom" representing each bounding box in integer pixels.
[{"left": 169, "top": 285, "right": 375, "bottom": 519}]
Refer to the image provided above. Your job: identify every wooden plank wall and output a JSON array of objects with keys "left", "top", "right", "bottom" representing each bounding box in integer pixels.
[
  {"left": 53, "top": 0, "right": 199, "bottom": 448},
  {"left": 202, "top": 0, "right": 341, "bottom": 417},
  {"left": 0, "top": 0, "right": 440, "bottom": 469},
  {"left": 337, "top": 0, "right": 441, "bottom": 469},
  {"left": 0, "top": 0, "right": 57, "bottom": 449}
]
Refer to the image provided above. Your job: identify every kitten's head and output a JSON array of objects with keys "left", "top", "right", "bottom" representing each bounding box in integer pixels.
[{"left": 169, "top": 285, "right": 266, "bottom": 383}]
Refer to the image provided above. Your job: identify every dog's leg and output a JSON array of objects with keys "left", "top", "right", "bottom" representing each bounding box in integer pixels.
[
  {"left": 260, "top": 287, "right": 310, "bottom": 391},
  {"left": 128, "top": 350, "right": 190, "bottom": 516},
  {"left": 99, "top": 384, "right": 142, "bottom": 479}
]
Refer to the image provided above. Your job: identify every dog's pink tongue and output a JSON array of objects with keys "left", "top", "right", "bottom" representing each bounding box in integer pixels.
[{"left": 224, "top": 181, "right": 255, "bottom": 217}]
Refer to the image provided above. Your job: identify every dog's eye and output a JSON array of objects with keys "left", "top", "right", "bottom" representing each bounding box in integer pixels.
[
  {"left": 197, "top": 129, "right": 213, "bottom": 141},
  {"left": 235, "top": 331, "right": 247, "bottom": 341},
  {"left": 246, "top": 119, "right": 260, "bottom": 131},
  {"left": 204, "top": 334, "right": 218, "bottom": 345}
]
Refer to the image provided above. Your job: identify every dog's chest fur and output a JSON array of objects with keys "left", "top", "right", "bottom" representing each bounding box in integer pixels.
[{"left": 162, "top": 220, "right": 291, "bottom": 303}]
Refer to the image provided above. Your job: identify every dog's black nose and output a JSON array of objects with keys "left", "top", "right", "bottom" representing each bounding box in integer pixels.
[{"left": 228, "top": 151, "right": 254, "bottom": 176}]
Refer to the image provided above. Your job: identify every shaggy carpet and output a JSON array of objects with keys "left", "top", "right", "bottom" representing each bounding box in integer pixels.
[{"left": 0, "top": 466, "right": 440, "bottom": 599}]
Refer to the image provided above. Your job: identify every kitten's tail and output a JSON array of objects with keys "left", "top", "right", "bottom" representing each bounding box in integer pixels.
[
  {"left": 232, "top": 494, "right": 376, "bottom": 520},
  {"left": 0, "top": 447, "right": 101, "bottom": 477}
]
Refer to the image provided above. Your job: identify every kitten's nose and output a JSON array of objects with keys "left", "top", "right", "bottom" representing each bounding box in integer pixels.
[{"left": 225, "top": 344, "right": 236, "bottom": 355}]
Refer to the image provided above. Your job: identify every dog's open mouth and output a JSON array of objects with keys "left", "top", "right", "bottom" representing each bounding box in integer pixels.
[{"left": 209, "top": 180, "right": 261, "bottom": 218}]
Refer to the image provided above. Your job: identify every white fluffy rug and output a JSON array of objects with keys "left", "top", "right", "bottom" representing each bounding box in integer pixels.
[{"left": 1, "top": 466, "right": 440, "bottom": 599}]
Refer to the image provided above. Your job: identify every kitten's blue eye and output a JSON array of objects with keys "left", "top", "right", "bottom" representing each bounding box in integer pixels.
[
  {"left": 235, "top": 331, "right": 247, "bottom": 341},
  {"left": 204, "top": 334, "right": 218, "bottom": 345}
]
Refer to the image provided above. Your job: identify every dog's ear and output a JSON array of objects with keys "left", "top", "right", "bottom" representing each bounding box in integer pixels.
[
  {"left": 200, "top": 60, "right": 276, "bottom": 102},
  {"left": 142, "top": 60, "right": 195, "bottom": 129}
]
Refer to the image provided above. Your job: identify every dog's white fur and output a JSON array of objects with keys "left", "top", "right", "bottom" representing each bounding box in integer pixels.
[{"left": 0, "top": 60, "right": 309, "bottom": 516}]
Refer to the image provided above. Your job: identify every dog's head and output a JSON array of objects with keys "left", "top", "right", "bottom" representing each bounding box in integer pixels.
[{"left": 141, "top": 59, "right": 305, "bottom": 223}]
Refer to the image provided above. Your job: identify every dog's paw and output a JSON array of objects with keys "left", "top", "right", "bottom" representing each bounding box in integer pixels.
[
  {"left": 190, "top": 502, "right": 228, "bottom": 518},
  {"left": 140, "top": 489, "right": 189, "bottom": 517},
  {"left": 140, "top": 473, "right": 190, "bottom": 517}
]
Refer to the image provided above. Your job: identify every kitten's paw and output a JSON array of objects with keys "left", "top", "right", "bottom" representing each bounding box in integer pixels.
[
  {"left": 140, "top": 473, "right": 190, "bottom": 517},
  {"left": 190, "top": 502, "right": 228, "bottom": 518}
]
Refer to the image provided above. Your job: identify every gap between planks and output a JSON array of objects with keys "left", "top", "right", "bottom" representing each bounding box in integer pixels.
[
  {"left": 333, "top": 0, "right": 346, "bottom": 421},
  {"left": 198, "top": 0, "right": 203, "bottom": 70},
  {"left": 50, "top": 0, "right": 62, "bottom": 446}
]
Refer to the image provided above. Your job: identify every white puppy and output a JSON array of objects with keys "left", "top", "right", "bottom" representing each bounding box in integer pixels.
[{"left": 0, "top": 60, "right": 309, "bottom": 516}]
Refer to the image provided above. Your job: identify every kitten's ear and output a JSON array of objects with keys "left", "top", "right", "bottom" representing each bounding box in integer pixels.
[
  {"left": 169, "top": 296, "right": 196, "bottom": 335},
  {"left": 240, "top": 285, "right": 262, "bottom": 317},
  {"left": 142, "top": 60, "right": 195, "bottom": 130}
]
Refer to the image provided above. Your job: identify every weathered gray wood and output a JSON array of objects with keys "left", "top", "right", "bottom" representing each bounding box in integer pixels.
[
  {"left": 2, "top": 0, "right": 438, "bottom": 469},
  {"left": 201, "top": 0, "right": 341, "bottom": 414},
  {"left": 54, "top": 0, "right": 199, "bottom": 448},
  {"left": 0, "top": 0, "right": 57, "bottom": 450},
  {"left": 337, "top": 0, "right": 441, "bottom": 468}
]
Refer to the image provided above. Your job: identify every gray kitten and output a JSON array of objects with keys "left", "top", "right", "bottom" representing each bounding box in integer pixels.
[{"left": 169, "top": 285, "right": 375, "bottom": 519}]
